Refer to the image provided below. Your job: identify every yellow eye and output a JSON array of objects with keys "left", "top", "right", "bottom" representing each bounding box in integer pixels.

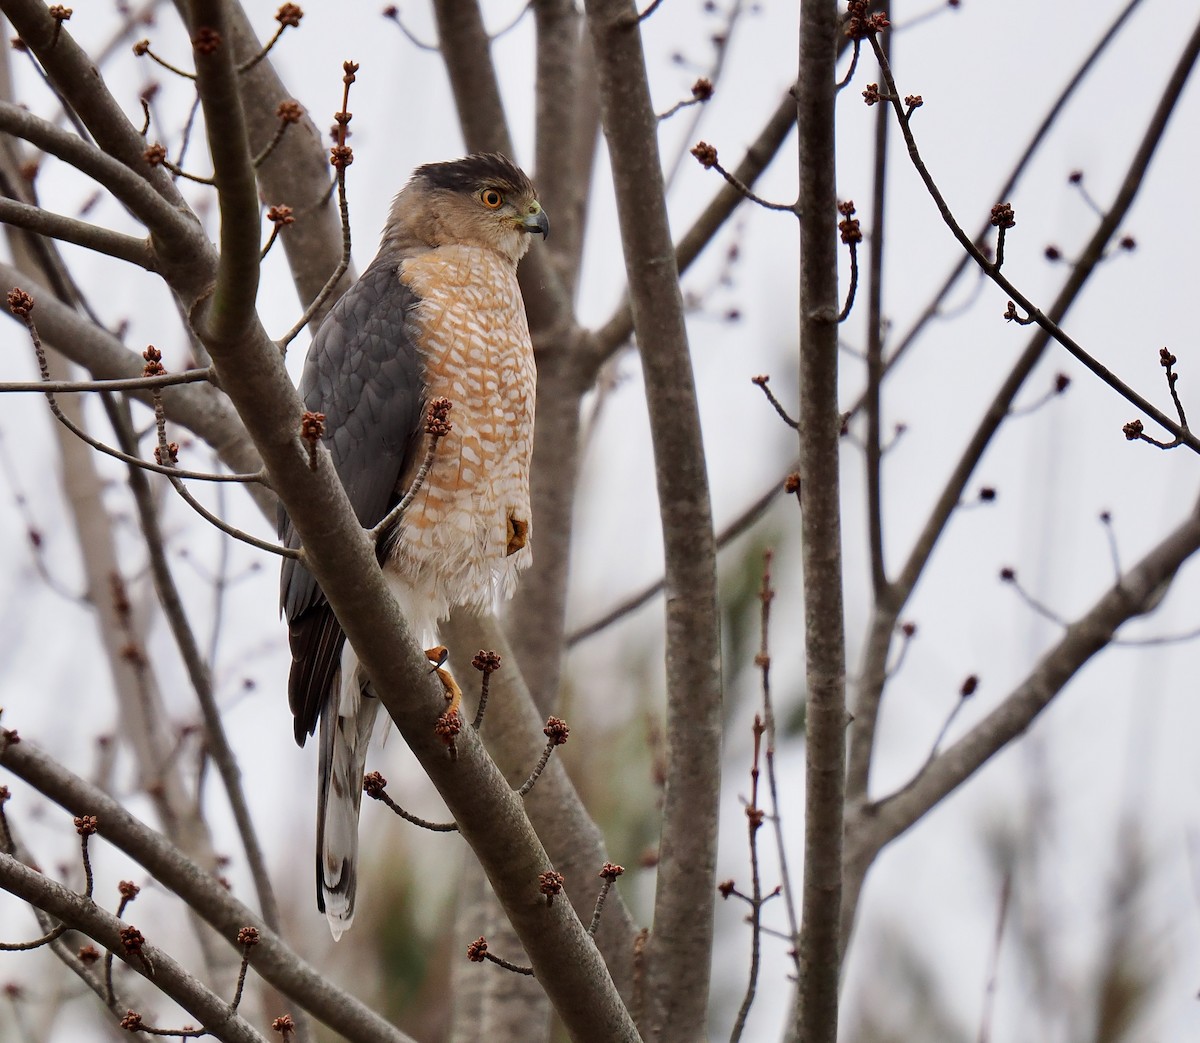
[{"left": 480, "top": 188, "right": 504, "bottom": 209}]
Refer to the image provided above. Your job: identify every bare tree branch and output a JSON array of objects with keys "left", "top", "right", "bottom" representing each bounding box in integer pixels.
[
  {"left": 584, "top": 3, "right": 722, "bottom": 1039},
  {"left": 0, "top": 196, "right": 156, "bottom": 268},
  {"left": 790, "top": 2, "right": 848, "bottom": 1040},
  {"left": 0, "top": 737, "right": 420, "bottom": 1043},
  {"left": 846, "top": 15, "right": 1200, "bottom": 817},
  {"left": 848, "top": 492, "right": 1200, "bottom": 868},
  {"left": 0, "top": 854, "right": 266, "bottom": 1043}
]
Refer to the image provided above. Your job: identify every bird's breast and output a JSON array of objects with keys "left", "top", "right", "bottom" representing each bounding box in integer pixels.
[{"left": 389, "top": 246, "right": 537, "bottom": 616}]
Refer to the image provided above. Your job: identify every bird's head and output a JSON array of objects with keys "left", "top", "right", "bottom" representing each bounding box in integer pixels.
[{"left": 384, "top": 152, "right": 549, "bottom": 265}]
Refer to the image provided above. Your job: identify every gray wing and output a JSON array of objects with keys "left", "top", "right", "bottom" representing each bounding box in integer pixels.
[{"left": 278, "top": 259, "right": 426, "bottom": 744}]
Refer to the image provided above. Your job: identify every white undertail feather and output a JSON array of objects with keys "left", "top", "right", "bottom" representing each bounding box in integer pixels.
[
  {"left": 317, "top": 641, "right": 380, "bottom": 941},
  {"left": 318, "top": 577, "right": 442, "bottom": 940}
]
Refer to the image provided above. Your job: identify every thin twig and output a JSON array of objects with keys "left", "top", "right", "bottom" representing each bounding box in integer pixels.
[
  {"left": 7, "top": 299, "right": 262, "bottom": 484},
  {"left": 134, "top": 40, "right": 196, "bottom": 80},
  {"left": 167, "top": 473, "right": 298, "bottom": 559},
  {"left": 756, "top": 552, "right": 800, "bottom": 962},
  {"left": 277, "top": 62, "right": 357, "bottom": 353},
  {"left": 869, "top": 32, "right": 1200, "bottom": 454},
  {"left": 587, "top": 864, "right": 625, "bottom": 937},
  {"left": 751, "top": 374, "right": 799, "bottom": 429},
  {"left": 108, "top": 402, "right": 286, "bottom": 936},
  {"left": 382, "top": 6, "right": 440, "bottom": 51},
  {"left": 835, "top": 38, "right": 860, "bottom": 90},
  {"left": 565, "top": 470, "right": 793, "bottom": 646},
  {"left": 363, "top": 772, "right": 458, "bottom": 832},
  {"left": 466, "top": 937, "right": 534, "bottom": 976},
  {"left": 692, "top": 144, "right": 797, "bottom": 213},
  {"left": 729, "top": 715, "right": 766, "bottom": 1043},
  {"left": 976, "top": 872, "right": 1012, "bottom": 1043},
  {"left": 0, "top": 368, "right": 213, "bottom": 394}
]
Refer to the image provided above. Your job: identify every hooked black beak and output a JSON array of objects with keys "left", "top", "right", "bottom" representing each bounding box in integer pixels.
[{"left": 520, "top": 207, "right": 550, "bottom": 239}]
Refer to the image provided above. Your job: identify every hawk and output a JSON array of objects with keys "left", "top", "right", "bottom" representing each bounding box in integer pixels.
[{"left": 278, "top": 153, "right": 548, "bottom": 939}]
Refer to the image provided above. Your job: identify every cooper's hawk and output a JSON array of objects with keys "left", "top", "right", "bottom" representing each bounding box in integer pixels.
[{"left": 278, "top": 153, "right": 548, "bottom": 939}]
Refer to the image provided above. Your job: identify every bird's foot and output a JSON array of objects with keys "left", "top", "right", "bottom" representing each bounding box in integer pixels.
[{"left": 425, "top": 645, "right": 463, "bottom": 718}]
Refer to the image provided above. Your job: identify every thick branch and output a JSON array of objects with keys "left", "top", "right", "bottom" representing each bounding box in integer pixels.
[
  {"left": 0, "top": 102, "right": 194, "bottom": 245},
  {"left": 0, "top": 197, "right": 156, "bottom": 269},
  {"left": 443, "top": 611, "right": 639, "bottom": 997},
  {"left": 848, "top": 493, "right": 1200, "bottom": 864},
  {"left": 0, "top": 854, "right": 265, "bottom": 1043},
  {"left": 0, "top": 739, "right": 415, "bottom": 1043},
  {"left": 584, "top": 3, "right": 722, "bottom": 1039},
  {"left": 793, "top": 2, "right": 847, "bottom": 1041}
]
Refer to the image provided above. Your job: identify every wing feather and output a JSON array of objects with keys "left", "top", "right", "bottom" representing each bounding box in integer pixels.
[{"left": 278, "top": 260, "right": 426, "bottom": 744}]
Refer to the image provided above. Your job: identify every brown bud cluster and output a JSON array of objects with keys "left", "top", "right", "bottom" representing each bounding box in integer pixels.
[
  {"left": 837, "top": 200, "right": 862, "bottom": 244},
  {"left": 538, "top": 870, "right": 564, "bottom": 901},
  {"left": 48, "top": 6, "right": 72, "bottom": 22},
  {"left": 118, "top": 881, "right": 140, "bottom": 900},
  {"left": 192, "top": 27, "right": 221, "bottom": 55},
  {"left": 362, "top": 771, "right": 386, "bottom": 798},
  {"left": 690, "top": 141, "right": 718, "bottom": 169},
  {"left": 960, "top": 675, "right": 979, "bottom": 698},
  {"left": 7, "top": 288, "right": 33, "bottom": 317},
  {"left": 989, "top": 202, "right": 1016, "bottom": 229},
  {"left": 718, "top": 879, "right": 736, "bottom": 898},
  {"left": 154, "top": 442, "right": 179, "bottom": 466},
  {"left": 691, "top": 77, "right": 714, "bottom": 101},
  {"left": 599, "top": 862, "right": 625, "bottom": 881},
  {"left": 132, "top": 39, "right": 150, "bottom": 56},
  {"left": 435, "top": 709, "right": 462, "bottom": 743},
  {"left": 142, "top": 345, "right": 165, "bottom": 377},
  {"left": 78, "top": 944, "right": 100, "bottom": 964},
  {"left": 300, "top": 410, "right": 325, "bottom": 444},
  {"left": 425, "top": 397, "right": 453, "bottom": 437},
  {"left": 119, "top": 926, "right": 145, "bottom": 955},
  {"left": 543, "top": 716, "right": 570, "bottom": 745},
  {"left": 904, "top": 94, "right": 923, "bottom": 109},
  {"left": 73, "top": 815, "right": 98, "bottom": 836},
  {"left": 237, "top": 926, "right": 259, "bottom": 947},
  {"left": 267, "top": 205, "right": 294, "bottom": 226},
  {"left": 271, "top": 1015, "right": 295, "bottom": 1036},
  {"left": 120, "top": 1012, "right": 143, "bottom": 1031},
  {"left": 1160, "top": 347, "right": 1177, "bottom": 369},
  {"left": 143, "top": 143, "right": 167, "bottom": 167},
  {"left": 1123, "top": 419, "right": 1144, "bottom": 440},
  {"left": 276, "top": 3, "right": 303, "bottom": 27},
  {"left": 862, "top": 83, "right": 881, "bottom": 106},
  {"left": 329, "top": 144, "right": 353, "bottom": 170},
  {"left": 471, "top": 649, "right": 501, "bottom": 673},
  {"left": 467, "top": 937, "right": 488, "bottom": 962},
  {"left": 277, "top": 99, "right": 304, "bottom": 124},
  {"left": 846, "top": 2, "right": 889, "bottom": 39}
]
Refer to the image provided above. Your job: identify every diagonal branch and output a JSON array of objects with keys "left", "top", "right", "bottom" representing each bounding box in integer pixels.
[
  {"left": 868, "top": 19, "right": 1200, "bottom": 452},
  {"left": 846, "top": 14, "right": 1200, "bottom": 813},
  {"left": 0, "top": 738, "right": 416, "bottom": 1043},
  {"left": 0, "top": 854, "right": 265, "bottom": 1043},
  {"left": 0, "top": 196, "right": 157, "bottom": 269},
  {"left": 850, "top": 493, "right": 1200, "bottom": 865}
]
